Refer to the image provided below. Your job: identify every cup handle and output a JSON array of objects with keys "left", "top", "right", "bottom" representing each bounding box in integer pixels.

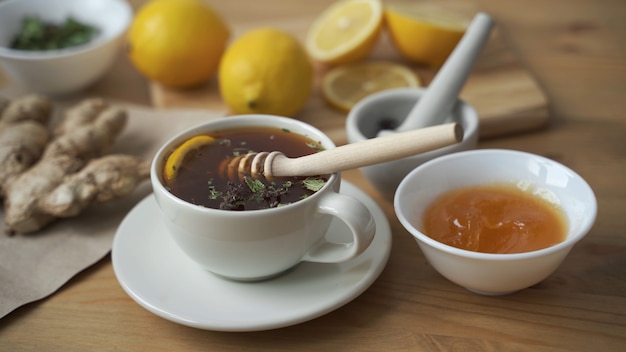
[{"left": 302, "top": 192, "right": 376, "bottom": 263}]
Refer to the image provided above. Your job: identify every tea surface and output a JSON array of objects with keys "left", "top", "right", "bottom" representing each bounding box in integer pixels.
[{"left": 163, "top": 126, "right": 328, "bottom": 210}]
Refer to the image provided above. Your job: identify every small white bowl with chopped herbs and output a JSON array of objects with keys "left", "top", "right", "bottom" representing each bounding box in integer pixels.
[{"left": 0, "top": 0, "right": 132, "bottom": 95}]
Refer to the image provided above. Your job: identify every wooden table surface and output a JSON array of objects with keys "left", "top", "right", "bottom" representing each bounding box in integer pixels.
[{"left": 1, "top": 0, "right": 625, "bottom": 351}]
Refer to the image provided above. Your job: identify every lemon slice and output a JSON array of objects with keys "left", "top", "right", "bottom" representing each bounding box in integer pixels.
[
  {"left": 321, "top": 61, "right": 421, "bottom": 112},
  {"left": 163, "top": 135, "right": 215, "bottom": 182},
  {"left": 385, "top": 4, "right": 469, "bottom": 68},
  {"left": 306, "top": 0, "right": 383, "bottom": 65}
]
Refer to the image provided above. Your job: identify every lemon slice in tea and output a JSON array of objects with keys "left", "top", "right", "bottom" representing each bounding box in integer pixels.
[{"left": 163, "top": 135, "right": 215, "bottom": 182}]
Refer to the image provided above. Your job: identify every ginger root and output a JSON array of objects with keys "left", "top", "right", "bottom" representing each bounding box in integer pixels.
[
  {"left": 1, "top": 97, "right": 150, "bottom": 234},
  {"left": 40, "top": 155, "right": 150, "bottom": 217},
  {"left": 0, "top": 95, "right": 52, "bottom": 197}
]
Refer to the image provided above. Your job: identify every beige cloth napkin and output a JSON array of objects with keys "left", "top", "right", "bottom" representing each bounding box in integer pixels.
[{"left": 0, "top": 102, "right": 224, "bottom": 318}]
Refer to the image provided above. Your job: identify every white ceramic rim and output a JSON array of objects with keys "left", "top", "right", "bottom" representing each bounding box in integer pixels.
[
  {"left": 151, "top": 114, "right": 339, "bottom": 218},
  {"left": 0, "top": 0, "right": 132, "bottom": 60},
  {"left": 345, "top": 87, "right": 479, "bottom": 143},
  {"left": 394, "top": 148, "right": 598, "bottom": 261}
]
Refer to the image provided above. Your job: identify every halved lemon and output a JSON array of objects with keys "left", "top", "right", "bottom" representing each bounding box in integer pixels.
[
  {"left": 306, "top": 0, "right": 383, "bottom": 65},
  {"left": 163, "top": 135, "right": 215, "bottom": 182},
  {"left": 321, "top": 61, "right": 421, "bottom": 112},
  {"left": 385, "top": 3, "right": 469, "bottom": 68}
]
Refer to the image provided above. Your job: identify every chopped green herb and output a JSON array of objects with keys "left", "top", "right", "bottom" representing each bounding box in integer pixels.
[
  {"left": 206, "top": 179, "right": 222, "bottom": 199},
  {"left": 233, "top": 147, "right": 253, "bottom": 156},
  {"left": 245, "top": 177, "right": 266, "bottom": 193},
  {"left": 306, "top": 142, "right": 325, "bottom": 151},
  {"left": 208, "top": 188, "right": 222, "bottom": 200},
  {"left": 302, "top": 177, "right": 326, "bottom": 192},
  {"left": 10, "top": 16, "right": 98, "bottom": 51}
]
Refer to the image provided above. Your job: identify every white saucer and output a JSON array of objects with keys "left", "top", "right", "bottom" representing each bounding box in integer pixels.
[{"left": 111, "top": 181, "right": 391, "bottom": 332}]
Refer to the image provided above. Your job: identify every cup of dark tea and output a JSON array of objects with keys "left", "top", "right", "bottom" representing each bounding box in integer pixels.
[{"left": 150, "top": 115, "right": 376, "bottom": 281}]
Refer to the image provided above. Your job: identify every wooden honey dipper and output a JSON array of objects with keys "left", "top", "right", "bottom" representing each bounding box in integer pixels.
[{"left": 220, "top": 122, "right": 463, "bottom": 181}]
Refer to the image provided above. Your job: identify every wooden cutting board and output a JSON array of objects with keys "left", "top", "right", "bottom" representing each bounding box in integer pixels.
[{"left": 149, "top": 28, "right": 549, "bottom": 145}]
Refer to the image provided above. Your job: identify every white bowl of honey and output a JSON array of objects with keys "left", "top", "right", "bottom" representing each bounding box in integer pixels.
[{"left": 394, "top": 149, "right": 597, "bottom": 295}]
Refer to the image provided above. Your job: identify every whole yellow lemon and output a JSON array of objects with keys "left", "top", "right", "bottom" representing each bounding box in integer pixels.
[
  {"left": 218, "top": 28, "right": 314, "bottom": 117},
  {"left": 128, "top": 0, "right": 230, "bottom": 88}
]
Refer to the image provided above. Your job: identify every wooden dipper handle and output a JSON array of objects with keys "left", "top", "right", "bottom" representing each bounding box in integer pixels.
[{"left": 269, "top": 122, "right": 462, "bottom": 177}]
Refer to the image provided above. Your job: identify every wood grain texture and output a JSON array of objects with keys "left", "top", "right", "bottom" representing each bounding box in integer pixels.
[{"left": 1, "top": 0, "right": 625, "bottom": 351}]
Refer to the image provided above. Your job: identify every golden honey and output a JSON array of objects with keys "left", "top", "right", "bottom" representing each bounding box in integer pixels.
[{"left": 422, "top": 183, "right": 568, "bottom": 254}]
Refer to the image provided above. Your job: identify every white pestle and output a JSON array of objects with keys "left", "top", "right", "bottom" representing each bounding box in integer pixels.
[{"left": 377, "top": 12, "right": 494, "bottom": 137}]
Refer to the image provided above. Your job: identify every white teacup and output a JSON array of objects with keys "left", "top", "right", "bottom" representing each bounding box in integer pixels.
[{"left": 150, "top": 115, "right": 376, "bottom": 281}]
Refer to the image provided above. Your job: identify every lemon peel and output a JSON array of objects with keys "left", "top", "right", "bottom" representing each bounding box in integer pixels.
[{"left": 163, "top": 135, "right": 215, "bottom": 182}]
